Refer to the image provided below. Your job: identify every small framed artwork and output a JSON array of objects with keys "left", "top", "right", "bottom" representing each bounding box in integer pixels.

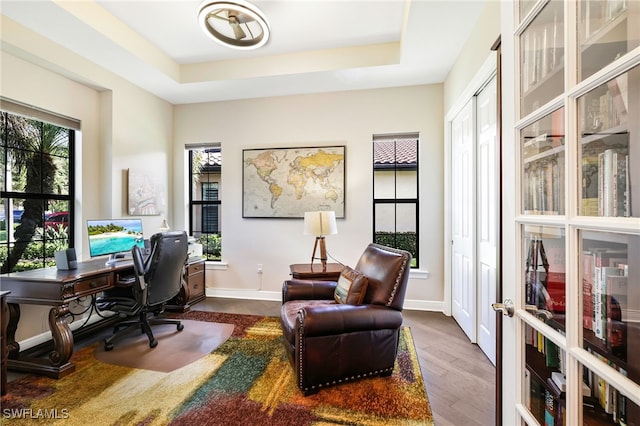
[
  {"left": 242, "top": 145, "right": 345, "bottom": 218},
  {"left": 127, "top": 169, "right": 166, "bottom": 216}
]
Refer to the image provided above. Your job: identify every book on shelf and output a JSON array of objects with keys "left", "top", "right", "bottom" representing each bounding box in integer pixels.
[
  {"left": 544, "top": 388, "right": 557, "bottom": 426},
  {"left": 607, "top": 76, "right": 628, "bottom": 125},
  {"left": 616, "top": 152, "right": 629, "bottom": 217},
  {"left": 582, "top": 155, "right": 599, "bottom": 215},
  {"left": 530, "top": 374, "right": 546, "bottom": 422},
  {"left": 551, "top": 372, "right": 566, "bottom": 393},
  {"left": 596, "top": 266, "right": 625, "bottom": 341},
  {"left": 583, "top": 251, "right": 594, "bottom": 330},
  {"left": 597, "top": 149, "right": 629, "bottom": 217},
  {"left": 583, "top": 249, "right": 628, "bottom": 337},
  {"left": 524, "top": 158, "right": 562, "bottom": 215},
  {"left": 545, "top": 237, "right": 565, "bottom": 313},
  {"left": 606, "top": 272, "right": 628, "bottom": 360},
  {"left": 523, "top": 8, "right": 562, "bottom": 93},
  {"left": 545, "top": 337, "right": 560, "bottom": 369}
]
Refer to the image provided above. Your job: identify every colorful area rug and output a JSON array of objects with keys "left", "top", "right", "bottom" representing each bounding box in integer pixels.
[{"left": 2, "top": 311, "right": 433, "bottom": 425}]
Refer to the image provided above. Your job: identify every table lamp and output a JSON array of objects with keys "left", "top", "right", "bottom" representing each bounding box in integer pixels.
[{"left": 304, "top": 211, "right": 338, "bottom": 271}]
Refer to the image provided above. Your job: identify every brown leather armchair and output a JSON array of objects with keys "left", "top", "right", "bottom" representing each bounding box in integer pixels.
[{"left": 280, "top": 243, "right": 412, "bottom": 395}]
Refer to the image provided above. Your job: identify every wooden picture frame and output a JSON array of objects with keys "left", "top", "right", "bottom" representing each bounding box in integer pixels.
[{"left": 242, "top": 145, "right": 345, "bottom": 218}]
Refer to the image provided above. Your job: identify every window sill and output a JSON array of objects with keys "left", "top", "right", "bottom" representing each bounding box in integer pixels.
[
  {"left": 205, "top": 260, "right": 228, "bottom": 271},
  {"left": 409, "top": 269, "right": 430, "bottom": 280}
]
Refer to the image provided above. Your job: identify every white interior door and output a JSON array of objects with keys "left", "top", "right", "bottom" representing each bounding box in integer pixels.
[
  {"left": 451, "top": 99, "right": 476, "bottom": 342},
  {"left": 476, "top": 76, "right": 498, "bottom": 365}
]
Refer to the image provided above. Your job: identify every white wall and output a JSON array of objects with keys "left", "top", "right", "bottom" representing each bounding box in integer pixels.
[
  {"left": 444, "top": 0, "right": 501, "bottom": 114},
  {"left": 173, "top": 85, "right": 444, "bottom": 307},
  {"left": 1, "top": 16, "right": 173, "bottom": 341}
]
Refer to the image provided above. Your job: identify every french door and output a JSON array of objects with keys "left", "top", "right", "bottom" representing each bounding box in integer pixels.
[{"left": 499, "top": 1, "right": 640, "bottom": 424}]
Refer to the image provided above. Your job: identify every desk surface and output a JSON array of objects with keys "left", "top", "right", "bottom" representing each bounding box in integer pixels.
[
  {"left": 1, "top": 258, "right": 132, "bottom": 282},
  {"left": 1, "top": 258, "right": 134, "bottom": 305}
]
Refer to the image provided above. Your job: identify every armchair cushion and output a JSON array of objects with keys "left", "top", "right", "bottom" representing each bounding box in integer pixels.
[{"left": 334, "top": 266, "right": 368, "bottom": 304}]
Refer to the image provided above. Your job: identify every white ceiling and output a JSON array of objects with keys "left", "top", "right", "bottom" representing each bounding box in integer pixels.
[{"left": 1, "top": 0, "right": 488, "bottom": 104}]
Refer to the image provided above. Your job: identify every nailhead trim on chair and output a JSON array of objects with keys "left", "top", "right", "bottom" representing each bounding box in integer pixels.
[
  {"left": 368, "top": 243, "right": 410, "bottom": 307},
  {"left": 296, "top": 308, "right": 397, "bottom": 393},
  {"left": 301, "top": 367, "right": 395, "bottom": 393},
  {"left": 296, "top": 310, "right": 306, "bottom": 391}
]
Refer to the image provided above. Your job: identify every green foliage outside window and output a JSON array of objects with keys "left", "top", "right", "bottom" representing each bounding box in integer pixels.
[
  {"left": 197, "top": 233, "right": 221, "bottom": 261},
  {"left": 374, "top": 231, "right": 417, "bottom": 267}
]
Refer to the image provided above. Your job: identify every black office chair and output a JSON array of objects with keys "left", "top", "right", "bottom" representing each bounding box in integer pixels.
[{"left": 97, "top": 231, "right": 189, "bottom": 351}]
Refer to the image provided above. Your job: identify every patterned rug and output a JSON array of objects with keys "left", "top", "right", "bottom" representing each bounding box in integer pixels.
[{"left": 1, "top": 311, "right": 433, "bottom": 425}]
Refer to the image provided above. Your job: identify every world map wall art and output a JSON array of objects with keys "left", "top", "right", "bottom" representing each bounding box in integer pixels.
[{"left": 242, "top": 145, "right": 345, "bottom": 218}]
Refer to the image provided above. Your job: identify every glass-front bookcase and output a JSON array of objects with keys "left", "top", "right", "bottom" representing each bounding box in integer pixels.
[{"left": 514, "top": 0, "right": 640, "bottom": 424}]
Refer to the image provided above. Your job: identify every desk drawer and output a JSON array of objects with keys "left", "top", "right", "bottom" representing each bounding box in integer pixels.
[
  {"left": 187, "top": 262, "right": 204, "bottom": 275},
  {"left": 72, "top": 275, "right": 112, "bottom": 297}
]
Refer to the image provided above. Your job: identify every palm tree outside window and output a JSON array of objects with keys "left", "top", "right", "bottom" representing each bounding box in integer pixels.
[{"left": 0, "top": 106, "right": 75, "bottom": 273}]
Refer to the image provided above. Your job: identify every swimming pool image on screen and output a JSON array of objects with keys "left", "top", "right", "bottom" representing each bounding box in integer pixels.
[{"left": 87, "top": 219, "right": 144, "bottom": 258}]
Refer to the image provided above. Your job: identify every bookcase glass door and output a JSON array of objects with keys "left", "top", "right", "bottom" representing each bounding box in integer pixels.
[
  {"left": 522, "top": 108, "right": 565, "bottom": 215},
  {"left": 579, "top": 0, "right": 640, "bottom": 82},
  {"left": 520, "top": 0, "right": 564, "bottom": 117},
  {"left": 580, "top": 231, "right": 639, "bottom": 423},
  {"left": 504, "top": 0, "right": 640, "bottom": 424},
  {"left": 579, "top": 65, "right": 639, "bottom": 218}
]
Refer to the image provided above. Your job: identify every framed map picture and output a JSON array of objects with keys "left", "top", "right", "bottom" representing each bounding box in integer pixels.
[{"left": 243, "top": 145, "right": 345, "bottom": 218}]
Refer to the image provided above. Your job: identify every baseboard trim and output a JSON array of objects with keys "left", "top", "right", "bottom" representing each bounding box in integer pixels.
[
  {"left": 16, "top": 311, "right": 117, "bottom": 351},
  {"left": 206, "top": 288, "right": 281, "bottom": 301},
  {"left": 205, "top": 289, "right": 445, "bottom": 313}
]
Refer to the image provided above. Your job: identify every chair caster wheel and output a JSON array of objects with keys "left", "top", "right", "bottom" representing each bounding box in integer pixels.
[
  {"left": 150, "top": 339, "right": 158, "bottom": 348},
  {"left": 104, "top": 342, "right": 114, "bottom": 351},
  {"left": 177, "top": 323, "right": 184, "bottom": 331}
]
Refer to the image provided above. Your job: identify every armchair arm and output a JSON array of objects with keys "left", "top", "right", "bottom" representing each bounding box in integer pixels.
[
  {"left": 297, "top": 304, "right": 403, "bottom": 337},
  {"left": 282, "top": 279, "right": 337, "bottom": 302}
]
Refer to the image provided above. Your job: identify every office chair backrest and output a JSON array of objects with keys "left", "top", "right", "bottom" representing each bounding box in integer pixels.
[{"left": 135, "top": 231, "right": 188, "bottom": 307}]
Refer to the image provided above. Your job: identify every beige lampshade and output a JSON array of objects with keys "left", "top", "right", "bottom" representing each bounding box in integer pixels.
[{"left": 303, "top": 211, "right": 337, "bottom": 236}]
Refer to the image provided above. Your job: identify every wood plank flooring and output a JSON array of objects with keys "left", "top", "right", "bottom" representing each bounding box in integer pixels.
[
  {"left": 7, "top": 297, "right": 496, "bottom": 425},
  {"left": 199, "top": 298, "right": 496, "bottom": 426}
]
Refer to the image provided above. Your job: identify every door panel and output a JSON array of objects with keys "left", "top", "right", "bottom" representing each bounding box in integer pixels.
[
  {"left": 451, "top": 100, "right": 475, "bottom": 341},
  {"left": 477, "top": 77, "right": 498, "bottom": 364}
]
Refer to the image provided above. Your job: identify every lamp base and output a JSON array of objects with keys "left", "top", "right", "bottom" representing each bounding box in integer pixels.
[{"left": 310, "top": 236, "right": 328, "bottom": 272}]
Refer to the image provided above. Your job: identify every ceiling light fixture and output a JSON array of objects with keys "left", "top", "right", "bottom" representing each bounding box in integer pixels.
[{"left": 198, "top": 0, "right": 270, "bottom": 50}]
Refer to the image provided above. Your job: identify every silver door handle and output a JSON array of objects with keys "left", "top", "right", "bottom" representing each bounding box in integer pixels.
[{"left": 492, "top": 298, "right": 514, "bottom": 317}]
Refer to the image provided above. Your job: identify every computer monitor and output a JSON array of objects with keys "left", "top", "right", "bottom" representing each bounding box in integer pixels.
[{"left": 87, "top": 218, "right": 145, "bottom": 266}]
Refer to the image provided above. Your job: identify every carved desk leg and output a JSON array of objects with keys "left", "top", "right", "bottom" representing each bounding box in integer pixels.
[
  {"left": 48, "top": 304, "right": 73, "bottom": 366},
  {"left": 6, "top": 303, "right": 75, "bottom": 378},
  {"left": 6, "top": 302, "right": 20, "bottom": 358}
]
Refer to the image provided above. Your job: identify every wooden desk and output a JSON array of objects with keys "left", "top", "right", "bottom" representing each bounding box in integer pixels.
[
  {"left": 289, "top": 263, "right": 344, "bottom": 281},
  {"left": 1, "top": 290, "right": 9, "bottom": 395},
  {"left": 0, "top": 259, "right": 135, "bottom": 378}
]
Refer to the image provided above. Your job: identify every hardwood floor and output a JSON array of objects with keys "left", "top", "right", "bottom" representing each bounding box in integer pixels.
[
  {"left": 7, "top": 297, "right": 496, "bottom": 425},
  {"left": 198, "top": 298, "right": 496, "bottom": 426}
]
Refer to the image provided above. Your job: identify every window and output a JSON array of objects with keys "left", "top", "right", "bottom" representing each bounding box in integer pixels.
[
  {"left": 188, "top": 146, "right": 221, "bottom": 261},
  {"left": 202, "top": 182, "right": 219, "bottom": 233},
  {"left": 0, "top": 107, "right": 75, "bottom": 273},
  {"left": 373, "top": 134, "right": 418, "bottom": 267}
]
